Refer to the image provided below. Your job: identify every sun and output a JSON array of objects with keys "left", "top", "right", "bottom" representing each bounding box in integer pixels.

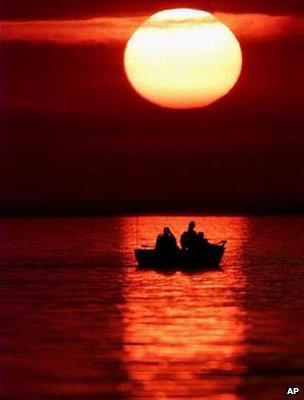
[{"left": 124, "top": 8, "right": 242, "bottom": 109}]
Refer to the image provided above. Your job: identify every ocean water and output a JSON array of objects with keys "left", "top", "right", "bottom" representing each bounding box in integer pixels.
[{"left": 1, "top": 216, "right": 304, "bottom": 400}]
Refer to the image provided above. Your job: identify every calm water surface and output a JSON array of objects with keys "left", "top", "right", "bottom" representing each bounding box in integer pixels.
[{"left": 1, "top": 216, "right": 304, "bottom": 400}]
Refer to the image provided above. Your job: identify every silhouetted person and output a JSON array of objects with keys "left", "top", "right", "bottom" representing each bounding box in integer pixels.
[
  {"left": 180, "top": 221, "right": 198, "bottom": 251},
  {"left": 196, "top": 232, "right": 209, "bottom": 248},
  {"left": 155, "top": 227, "right": 178, "bottom": 254},
  {"left": 196, "top": 232, "right": 226, "bottom": 251}
]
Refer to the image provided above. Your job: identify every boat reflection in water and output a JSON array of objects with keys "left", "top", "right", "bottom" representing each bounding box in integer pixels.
[{"left": 121, "top": 216, "right": 248, "bottom": 399}]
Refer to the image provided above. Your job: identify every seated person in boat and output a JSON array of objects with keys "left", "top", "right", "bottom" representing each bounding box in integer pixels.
[
  {"left": 155, "top": 227, "right": 178, "bottom": 254},
  {"left": 196, "top": 232, "right": 210, "bottom": 248},
  {"left": 196, "top": 232, "right": 226, "bottom": 250},
  {"left": 180, "top": 221, "right": 198, "bottom": 251}
]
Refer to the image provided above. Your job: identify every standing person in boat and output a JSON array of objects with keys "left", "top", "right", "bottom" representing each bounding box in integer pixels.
[
  {"left": 180, "top": 221, "right": 198, "bottom": 251},
  {"left": 155, "top": 227, "right": 178, "bottom": 254}
]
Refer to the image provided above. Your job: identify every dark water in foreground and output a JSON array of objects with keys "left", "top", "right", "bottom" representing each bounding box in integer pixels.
[{"left": 1, "top": 216, "right": 304, "bottom": 400}]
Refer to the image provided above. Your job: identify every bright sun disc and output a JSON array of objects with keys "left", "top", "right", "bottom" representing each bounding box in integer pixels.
[{"left": 124, "top": 8, "right": 242, "bottom": 109}]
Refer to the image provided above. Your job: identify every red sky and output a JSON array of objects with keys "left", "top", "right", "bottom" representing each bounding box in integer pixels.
[
  {"left": 1, "top": 1, "right": 304, "bottom": 214},
  {"left": 2, "top": 0, "right": 304, "bottom": 19}
]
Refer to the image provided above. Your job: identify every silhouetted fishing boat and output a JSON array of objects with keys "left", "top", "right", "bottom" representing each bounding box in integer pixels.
[{"left": 135, "top": 242, "right": 226, "bottom": 270}]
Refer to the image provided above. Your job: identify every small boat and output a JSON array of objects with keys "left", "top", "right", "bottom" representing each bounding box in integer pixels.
[{"left": 135, "top": 242, "right": 226, "bottom": 270}]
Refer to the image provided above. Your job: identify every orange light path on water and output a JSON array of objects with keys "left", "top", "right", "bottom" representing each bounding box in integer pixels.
[{"left": 120, "top": 216, "right": 249, "bottom": 399}]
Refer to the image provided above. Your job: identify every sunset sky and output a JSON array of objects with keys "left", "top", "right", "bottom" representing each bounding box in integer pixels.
[{"left": 1, "top": 1, "right": 304, "bottom": 214}]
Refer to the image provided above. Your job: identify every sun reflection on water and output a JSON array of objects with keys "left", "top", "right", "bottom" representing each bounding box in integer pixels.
[{"left": 120, "top": 216, "right": 249, "bottom": 399}]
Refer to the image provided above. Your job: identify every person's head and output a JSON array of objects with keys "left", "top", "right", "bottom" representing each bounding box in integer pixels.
[
  {"left": 198, "top": 232, "right": 205, "bottom": 239},
  {"left": 188, "top": 221, "right": 196, "bottom": 231},
  {"left": 163, "top": 227, "right": 170, "bottom": 235}
]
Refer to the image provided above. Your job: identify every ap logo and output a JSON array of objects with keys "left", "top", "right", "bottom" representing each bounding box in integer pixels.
[{"left": 287, "top": 388, "right": 300, "bottom": 395}]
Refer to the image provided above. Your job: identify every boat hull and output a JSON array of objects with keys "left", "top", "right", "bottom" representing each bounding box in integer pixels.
[{"left": 135, "top": 245, "right": 225, "bottom": 270}]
